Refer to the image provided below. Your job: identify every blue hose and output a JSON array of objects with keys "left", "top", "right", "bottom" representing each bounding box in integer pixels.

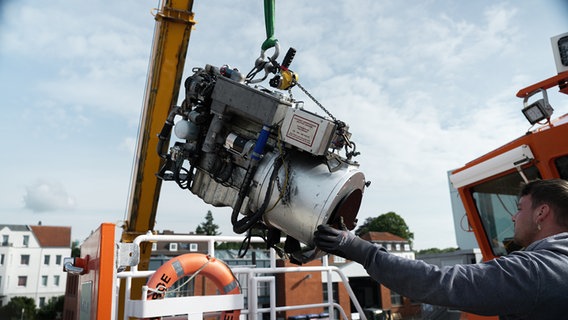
[{"left": 251, "top": 125, "right": 271, "bottom": 161}]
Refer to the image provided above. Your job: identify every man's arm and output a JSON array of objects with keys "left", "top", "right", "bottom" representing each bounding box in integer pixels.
[{"left": 314, "top": 225, "right": 538, "bottom": 316}]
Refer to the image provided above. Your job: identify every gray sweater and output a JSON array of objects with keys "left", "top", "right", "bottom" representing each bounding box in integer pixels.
[{"left": 361, "top": 233, "right": 568, "bottom": 320}]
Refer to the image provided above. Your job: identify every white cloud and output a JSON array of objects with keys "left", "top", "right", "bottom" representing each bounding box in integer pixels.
[
  {"left": 2, "top": 0, "right": 567, "bottom": 250},
  {"left": 1, "top": 1, "right": 151, "bottom": 122},
  {"left": 23, "top": 180, "right": 77, "bottom": 212},
  {"left": 120, "top": 136, "right": 137, "bottom": 154}
]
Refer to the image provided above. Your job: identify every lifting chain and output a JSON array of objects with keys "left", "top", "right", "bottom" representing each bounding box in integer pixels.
[
  {"left": 295, "top": 82, "right": 338, "bottom": 123},
  {"left": 295, "top": 82, "right": 358, "bottom": 159}
]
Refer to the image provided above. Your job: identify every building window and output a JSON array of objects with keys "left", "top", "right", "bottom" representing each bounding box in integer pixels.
[
  {"left": 395, "top": 243, "right": 401, "bottom": 251},
  {"left": 54, "top": 275, "right": 60, "bottom": 286},
  {"left": 334, "top": 256, "right": 346, "bottom": 263},
  {"left": 169, "top": 243, "right": 178, "bottom": 251},
  {"left": 39, "top": 297, "right": 45, "bottom": 308},
  {"left": 0, "top": 254, "right": 4, "bottom": 265},
  {"left": 386, "top": 243, "right": 392, "bottom": 251},
  {"left": 404, "top": 244, "right": 410, "bottom": 251},
  {"left": 189, "top": 243, "right": 198, "bottom": 252},
  {"left": 322, "top": 282, "right": 340, "bottom": 319},
  {"left": 44, "top": 255, "right": 50, "bottom": 265},
  {"left": 42, "top": 276, "right": 48, "bottom": 286},
  {"left": 21, "top": 255, "right": 30, "bottom": 265},
  {"left": 391, "top": 291, "right": 402, "bottom": 306},
  {"left": 23, "top": 235, "right": 29, "bottom": 247},
  {"left": 56, "top": 255, "right": 62, "bottom": 265},
  {"left": 18, "top": 276, "right": 27, "bottom": 287},
  {"left": 322, "top": 282, "right": 339, "bottom": 303},
  {"left": 2, "top": 235, "right": 8, "bottom": 246}
]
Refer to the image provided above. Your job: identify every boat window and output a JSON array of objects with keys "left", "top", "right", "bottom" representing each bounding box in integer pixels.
[
  {"left": 470, "top": 166, "right": 540, "bottom": 256},
  {"left": 555, "top": 156, "right": 568, "bottom": 180}
]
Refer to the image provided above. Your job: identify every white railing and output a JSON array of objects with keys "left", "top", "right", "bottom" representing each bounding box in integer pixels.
[{"left": 117, "top": 233, "right": 367, "bottom": 320}]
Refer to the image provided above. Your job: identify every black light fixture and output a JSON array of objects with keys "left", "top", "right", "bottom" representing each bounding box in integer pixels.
[{"left": 522, "top": 88, "right": 553, "bottom": 125}]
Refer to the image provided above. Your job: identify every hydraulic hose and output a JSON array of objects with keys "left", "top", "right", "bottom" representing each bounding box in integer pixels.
[
  {"left": 156, "top": 107, "right": 181, "bottom": 159},
  {"left": 231, "top": 125, "right": 272, "bottom": 234},
  {"left": 232, "top": 156, "right": 283, "bottom": 234}
]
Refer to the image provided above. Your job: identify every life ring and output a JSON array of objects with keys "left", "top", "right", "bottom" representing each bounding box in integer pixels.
[{"left": 146, "top": 253, "right": 241, "bottom": 320}]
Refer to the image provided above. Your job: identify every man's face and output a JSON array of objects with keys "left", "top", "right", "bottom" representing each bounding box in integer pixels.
[{"left": 512, "top": 195, "right": 539, "bottom": 247}]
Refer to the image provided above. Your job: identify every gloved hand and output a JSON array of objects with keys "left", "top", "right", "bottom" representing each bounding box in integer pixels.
[{"left": 313, "top": 224, "right": 373, "bottom": 264}]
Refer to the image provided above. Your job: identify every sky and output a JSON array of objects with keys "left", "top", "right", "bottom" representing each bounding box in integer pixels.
[{"left": 1, "top": 0, "right": 568, "bottom": 251}]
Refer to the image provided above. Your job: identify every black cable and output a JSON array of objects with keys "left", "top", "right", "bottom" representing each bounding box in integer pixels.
[
  {"left": 232, "top": 157, "right": 283, "bottom": 234},
  {"left": 156, "top": 107, "right": 180, "bottom": 159},
  {"left": 238, "top": 230, "right": 253, "bottom": 258},
  {"left": 174, "top": 166, "right": 190, "bottom": 189}
]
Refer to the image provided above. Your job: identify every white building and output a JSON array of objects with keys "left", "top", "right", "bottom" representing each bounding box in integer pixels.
[{"left": 0, "top": 224, "right": 71, "bottom": 308}]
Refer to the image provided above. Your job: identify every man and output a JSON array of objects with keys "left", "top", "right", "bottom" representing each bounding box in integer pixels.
[{"left": 314, "top": 179, "right": 568, "bottom": 320}]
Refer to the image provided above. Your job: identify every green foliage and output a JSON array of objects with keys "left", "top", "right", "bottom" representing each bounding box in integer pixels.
[
  {"left": 36, "top": 296, "right": 65, "bottom": 320},
  {"left": 71, "top": 240, "right": 81, "bottom": 257},
  {"left": 355, "top": 211, "right": 414, "bottom": 243},
  {"left": 195, "top": 210, "right": 220, "bottom": 235},
  {"left": 417, "top": 247, "right": 459, "bottom": 255},
  {"left": 0, "top": 296, "right": 36, "bottom": 320},
  {"left": 215, "top": 241, "right": 243, "bottom": 250}
]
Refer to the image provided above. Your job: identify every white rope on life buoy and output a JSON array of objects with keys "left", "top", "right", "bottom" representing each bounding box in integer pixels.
[{"left": 145, "top": 253, "right": 241, "bottom": 320}]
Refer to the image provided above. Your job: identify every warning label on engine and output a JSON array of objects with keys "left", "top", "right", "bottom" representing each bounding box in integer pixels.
[{"left": 285, "top": 114, "right": 319, "bottom": 147}]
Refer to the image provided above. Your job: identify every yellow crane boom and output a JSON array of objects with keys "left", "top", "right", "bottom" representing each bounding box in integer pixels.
[
  {"left": 119, "top": 1, "right": 196, "bottom": 317},
  {"left": 122, "top": 0, "right": 195, "bottom": 249}
]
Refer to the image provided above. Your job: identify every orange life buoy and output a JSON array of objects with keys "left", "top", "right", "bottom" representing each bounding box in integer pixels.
[{"left": 146, "top": 253, "right": 241, "bottom": 320}]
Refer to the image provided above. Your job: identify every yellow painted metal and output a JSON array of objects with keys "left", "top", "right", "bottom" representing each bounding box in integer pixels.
[
  {"left": 118, "top": 0, "right": 196, "bottom": 318},
  {"left": 124, "top": 0, "right": 195, "bottom": 239}
]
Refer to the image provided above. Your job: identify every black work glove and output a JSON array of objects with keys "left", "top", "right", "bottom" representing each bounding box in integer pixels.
[{"left": 313, "top": 224, "right": 373, "bottom": 264}]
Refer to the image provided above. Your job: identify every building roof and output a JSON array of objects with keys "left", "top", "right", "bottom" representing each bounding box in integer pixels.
[
  {"left": 30, "top": 225, "right": 71, "bottom": 247},
  {"left": 360, "top": 231, "right": 408, "bottom": 243},
  {"left": 0, "top": 224, "right": 31, "bottom": 232}
]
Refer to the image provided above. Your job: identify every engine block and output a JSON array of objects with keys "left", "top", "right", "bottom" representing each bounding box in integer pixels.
[{"left": 157, "top": 64, "right": 367, "bottom": 263}]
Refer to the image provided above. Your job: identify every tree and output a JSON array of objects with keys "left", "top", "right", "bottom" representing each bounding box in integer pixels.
[
  {"left": 195, "top": 210, "right": 220, "bottom": 235},
  {"left": 71, "top": 240, "right": 81, "bottom": 257},
  {"left": 0, "top": 296, "right": 36, "bottom": 320},
  {"left": 36, "top": 295, "right": 64, "bottom": 320},
  {"left": 417, "top": 247, "right": 459, "bottom": 255},
  {"left": 355, "top": 211, "right": 414, "bottom": 243}
]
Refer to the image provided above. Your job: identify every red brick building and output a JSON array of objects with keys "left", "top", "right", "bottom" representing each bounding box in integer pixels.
[
  {"left": 348, "top": 232, "right": 421, "bottom": 319},
  {"left": 270, "top": 232, "right": 421, "bottom": 319}
]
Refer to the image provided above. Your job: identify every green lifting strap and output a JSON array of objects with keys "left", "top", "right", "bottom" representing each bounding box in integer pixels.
[{"left": 261, "top": 0, "right": 278, "bottom": 51}]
